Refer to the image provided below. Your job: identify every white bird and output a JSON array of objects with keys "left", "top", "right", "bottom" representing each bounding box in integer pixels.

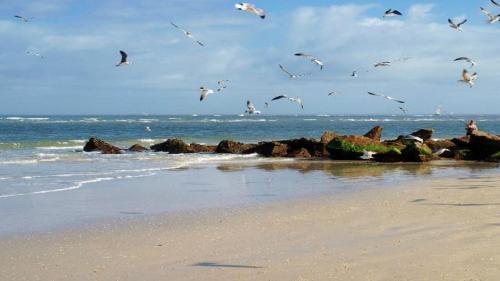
[
  {"left": 145, "top": 126, "right": 152, "bottom": 132},
  {"left": 491, "top": 0, "right": 500, "bottom": 7},
  {"left": 278, "top": 64, "right": 309, "bottom": 79},
  {"left": 199, "top": 87, "right": 215, "bottom": 101},
  {"left": 235, "top": 3, "right": 266, "bottom": 19},
  {"left": 404, "top": 135, "right": 424, "bottom": 143},
  {"left": 480, "top": 7, "right": 500, "bottom": 24},
  {"left": 294, "top": 53, "right": 324, "bottom": 70},
  {"left": 454, "top": 57, "right": 476, "bottom": 68},
  {"left": 448, "top": 18, "right": 467, "bottom": 31},
  {"left": 374, "top": 61, "right": 391, "bottom": 68},
  {"left": 245, "top": 100, "right": 261, "bottom": 114},
  {"left": 271, "top": 95, "right": 303, "bottom": 109},
  {"left": 383, "top": 9, "right": 403, "bottom": 17},
  {"left": 434, "top": 148, "right": 450, "bottom": 156},
  {"left": 360, "top": 150, "right": 376, "bottom": 160},
  {"left": 351, "top": 71, "right": 358, "bottom": 77},
  {"left": 170, "top": 22, "right": 205, "bottom": 46},
  {"left": 26, "top": 51, "right": 44, "bottom": 59},
  {"left": 367, "top": 92, "right": 405, "bottom": 104},
  {"left": 116, "top": 50, "right": 129, "bottom": 67},
  {"left": 328, "top": 91, "right": 341, "bottom": 96},
  {"left": 458, "top": 69, "right": 478, "bottom": 88},
  {"left": 14, "top": 15, "right": 33, "bottom": 22}
]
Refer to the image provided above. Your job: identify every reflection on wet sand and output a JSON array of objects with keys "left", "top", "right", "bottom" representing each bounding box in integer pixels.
[{"left": 216, "top": 160, "right": 499, "bottom": 179}]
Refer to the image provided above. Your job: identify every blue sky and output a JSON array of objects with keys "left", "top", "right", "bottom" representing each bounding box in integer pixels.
[{"left": 0, "top": 0, "right": 499, "bottom": 115}]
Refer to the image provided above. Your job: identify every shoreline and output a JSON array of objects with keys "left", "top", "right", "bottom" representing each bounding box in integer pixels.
[{"left": 1, "top": 173, "right": 500, "bottom": 280}]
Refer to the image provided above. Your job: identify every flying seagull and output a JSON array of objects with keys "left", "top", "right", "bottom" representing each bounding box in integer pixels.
[
  {"left": 245, "top": 100, "right": 261, "bottom": 114},
  {"left": 271, "top": 95, "right": 303, "bottom": 109},
  {"left": 235, "top": 3, "right": 266, "bottom": 19},
  {"left": 328, "top": 91, "right": 341, "bottom": 96},
  {"left": 458, "top": 69, "right": 478, "bottom": 88},
  {"left": 14, "top": 15, "right": 33, "bottom": 22},
  {"left": 294, "top": 53, "right": 324, "bottom": 70},
  {"left": 480, "top": 7, "right": 500, "bottom": 24},
  {"left": 265, "top": 102, "right": 270, "bottom": 108},
  {"left": 170, "top": 22, "right": 204, "bottom": 46},
  {"left": 26, "top": 51, "right": 44, "bottom": 59},
  {"left": 399, "top": 107, "right": 408, "bottom": 114},
  {"left": 199, "top": 87, "right": 215, "bottom": 101},
  {"left": 116, "top": 50, "right": 129, "bottom": 67},
  {"left": 351, "top": 71, "right": 358, "bottom": 77},
  {"left": 384, "top": 9, "right": 403, "bottom": 17},
  {"left": 367, "top": 92, "right": 405, "bottom": 104},
  {"left": 492, "top": 0, "right": 500, "bottom": 7},
  {"left": 374, "top": 61, "right": 391, "bottom": 68},
  {"left": 145, "top": 126, "right": 152, "bottom": 132},
  {"left": 217, "top": 80, "right": 230, "bottom": 92},
  {"left": 278, "top": 64, "right": 309, "bottom": 79},
  {"left": 454, "top": 57, "right": 476, "bottom": 68},
  {"left": 448, "top": 18, "right": 467, "bottom": 31}
]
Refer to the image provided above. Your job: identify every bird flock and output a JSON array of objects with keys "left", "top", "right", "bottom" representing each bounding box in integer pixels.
[{"left": 13, "top": 1, "right": 499, "bottom": 115}]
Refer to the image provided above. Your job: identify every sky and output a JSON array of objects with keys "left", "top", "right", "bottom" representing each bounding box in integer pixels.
[{"left": 0, "top": 0, "right": 499, "bottom": 115}]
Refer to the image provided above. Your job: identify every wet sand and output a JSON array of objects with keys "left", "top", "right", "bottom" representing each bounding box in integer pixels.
[{"left": 1, "top": 173, "right": 500, "bottom": 280}]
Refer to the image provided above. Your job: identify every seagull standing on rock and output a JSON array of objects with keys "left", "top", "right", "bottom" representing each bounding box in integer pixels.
[
  {"left": 448, "top": 18, "right": 467, "bottom": 31},
  {"left": 116, "top": 50, "right": 129, "bottom": 67},
  {"left": 235, "top": 3, "right": 266, "bottom": 19}
]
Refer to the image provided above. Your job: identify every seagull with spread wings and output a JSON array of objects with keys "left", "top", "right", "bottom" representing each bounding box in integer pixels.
[
  {"left": 294, "top": 53, "right": 324, "bottom": 70},
  {"left": 454, "top": 57, "right": 477, "bottom": 68},
  {"left": 271, "top": 95, "right": 303, "bottom": 109},
  {"left": 458, "top": 69, "right": 478, "bottom": 88},
  {"left": 480, "top": 7, "right": 500, "bottom": 24},
  {"left": 116, "top": 50, "right": 129, "bottom": 67},
  {"left": 245, "top": 100, "right": 261, "bottom": 114},
  {"left": 170, "top": 22, "right": 204, "bottom": 46},
  {"left": 235, "top": 3, "right": 266, "bottom": 19},
  {"left": 278, "top": 64, "right": 309, "bottom": 79},
  {"left": 374, "top": 61, "right": 391, "bottom": 68},
  {"left": 199, "top": 87, "right": 215, "bottom": 101},
  {"left": 383, "top": 9, "right": 403, "bottom": 17},
  {"left": 368, "top": 92, "right": 405, "bottom": 104},
  {"left": 14, "top": 15, "right": 33, "bottom": 22},
  {"left": 448, "top": 18, "right": 467, "bottom": 31}
]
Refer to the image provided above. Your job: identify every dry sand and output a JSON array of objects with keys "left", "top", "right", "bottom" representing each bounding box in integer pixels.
[{"left": 1, "top": 175, "right": 500, "bottom": 281}]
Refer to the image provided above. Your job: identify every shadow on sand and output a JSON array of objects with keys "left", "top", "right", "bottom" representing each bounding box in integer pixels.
[{"left": 192, "top": 262, "right": 263, "bottom": 269}]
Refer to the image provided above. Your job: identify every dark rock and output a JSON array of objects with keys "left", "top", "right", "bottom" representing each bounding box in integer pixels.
[
  {"left": 83, "top": 137, "right": 122, "bottom": 154},
  {"left": 410, "top": 128, "right": 433, "bottom": 142},
  {"left": 401, "top": 142, "right": 433, "bottom": 162},
  {"left": 425, "top": 139, "right": 456, "bottom": 152},
  {"left": 128, "top": 144, "right": 148, "bottom": 152},
  {"left": 279, "top": 138, "right": 325, "bottom": 157},
  {"left": 256, "top": 142, "right": 288, "bottom": 157},
  {"left": 287, "top": 148, "right": 312, "bottom": 158},
  {"left": 469, "top": 130, "right": 500, "bottom": 159},
  {"left": 374, "top": 148, "right": 403, "bottom": 163},
  {"left": 451, "top": 136, "right": 470, "bottom": 148},
  {"left": 454, "top": 149, "right": 475, "bottom": 161},
  {"left": 189, "top": 143, "right": 217, "bottom": 153},
  {"left": 150, "top": 139, "right": 193, "bottom": 154},
  {"left": 216, "top": 140, "right": 256, "bottom": 154},
  {"left": 364, "top": 126, "right": 383, "bottom": 141},
  {"left": 320, "top": 131, "right": 338, "bottom": 144}
]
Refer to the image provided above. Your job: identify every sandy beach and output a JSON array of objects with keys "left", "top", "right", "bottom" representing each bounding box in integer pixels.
[{"left": 1, "top": 172, "right": 500, "bottom": 281}]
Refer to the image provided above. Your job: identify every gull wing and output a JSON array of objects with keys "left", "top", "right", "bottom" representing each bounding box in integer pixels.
[
  {"left": 458, "top": 19, "right": 467, "bottom": 26},
  {"left": 272, "top": 95, "right": 288, "bottom": 101},
  {"left": 278, "top": 64, "right": 294, "bottom": 77},
  {"left": 492, "top": 0, "right": 500, "bottom": 7},
  {"left": 119, "top": 50, "right": 128, "bottom": 62}
]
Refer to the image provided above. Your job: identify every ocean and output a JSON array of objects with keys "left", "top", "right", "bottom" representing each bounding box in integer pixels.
[{"left": 1, "top": 114, "right": 499, "bottom": 236}]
